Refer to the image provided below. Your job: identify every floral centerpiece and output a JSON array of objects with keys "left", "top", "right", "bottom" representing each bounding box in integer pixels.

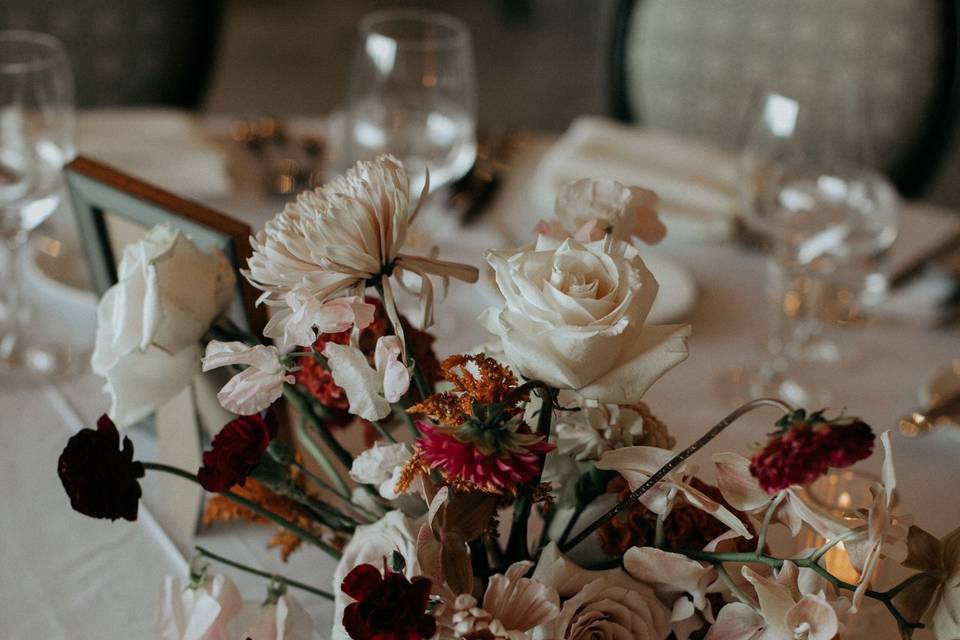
[{"left": 58, "top": 156, "right": 958, "bottom": 639}]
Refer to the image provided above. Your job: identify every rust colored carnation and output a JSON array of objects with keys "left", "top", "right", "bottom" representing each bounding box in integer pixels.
[
  {"left": 598, "top": 476, "right": 755, "bottom": 557},
  {"left": 749, "top": 409, "right": 874, "bottom": 494},
  {"left": 57, "top": 414, "right": 144, "bottom": 521},
  {"left": 341, "top": 562, "right": 436, "bottom": 640},
  {"left": 197, "top": 414, "right": 277, "bottom": 492}
]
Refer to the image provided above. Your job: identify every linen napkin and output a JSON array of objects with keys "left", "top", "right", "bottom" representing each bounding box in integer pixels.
[
  {"left": 78, "top": 108, "right": 232, "bottom": 199},
  {"left": 531, "top": 116, "right": 739, "bottom": 243},
  {"left": 872, "top": 204, "right": 960, "bottom": 327}
]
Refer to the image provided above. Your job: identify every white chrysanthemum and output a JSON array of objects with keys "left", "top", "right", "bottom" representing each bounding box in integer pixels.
[{"left": 244, "top": 155, "right": 478, "bottom": 351}]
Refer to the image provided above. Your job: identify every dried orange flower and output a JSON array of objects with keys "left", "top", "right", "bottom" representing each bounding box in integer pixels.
[
  {"left": 409, "top": 353, "right": 525, "bottom": 425},
  {"left": 202, "top": 477, "right": 339, "bottom": 561}
]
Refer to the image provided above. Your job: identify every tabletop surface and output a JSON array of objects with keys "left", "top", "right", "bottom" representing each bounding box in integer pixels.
[{"left": 3, "top": 124, "right": 958, "bottom": 639}]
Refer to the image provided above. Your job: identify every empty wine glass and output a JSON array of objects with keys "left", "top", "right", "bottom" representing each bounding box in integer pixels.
[
  {"left": 721, "top": 74, "right": 899, "bottom": 406},
  {"left": 340, "top": 9, "right": 477, "bottom": 195},
  {"left": 0, "top": 31, "right": 76, "bottom": 380}
]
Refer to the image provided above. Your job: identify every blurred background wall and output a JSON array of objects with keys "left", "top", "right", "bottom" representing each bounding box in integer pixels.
[
  {"left": 205, "top": 0, "right": 960, "bottom": 208},
  {"left": 205, "top": 0, "right": 616, "bottom": 129}
]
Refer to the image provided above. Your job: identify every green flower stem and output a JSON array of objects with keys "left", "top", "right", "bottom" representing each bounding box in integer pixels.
[
  {"left": 755, "top": 491, "right": 786, "bottom": 557},
  {"left": 195, "top": 545, "right": 334, "bottom": 600},
  {"left": 505, "top": 387, "right": 557, "bottom": 563},
  {"left": 809, "top": 528, "right": 862, "bottom": 563},
  {"left": 560, "top": 397, "right": 794, "bottom": 554},
  {"left": 370, "top": 419, "right": 398, "bottom": 444},
  {"left": 557, "top": 503, "right": 586, "bottom": 548},
  {"left": 142, "top": 462, "right": 342, "bottom": 560},
  {"left": 283, "top": 384, "right": 354, "bottom": 471},
  {"left": 654, "top": 512, "right": 667, "bottom": 549},
  {"left": 291, "top": 459, "right": 378, "bottom": 522},
  {"left": 714, "top": 563, "right": 756, "bottom": 608},
  {"left": 292, "top": 419, "right": 351, "bottom": 499},
  {"left": 395, "top": 403, "right": 421, "bottom": 439},
  {"left": 673, "top": 549, "right": 923, "bottom": 634}
]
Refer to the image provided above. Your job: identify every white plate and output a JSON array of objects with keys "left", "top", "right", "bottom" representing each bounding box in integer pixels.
[{"left": 639, "top": 250, "right": 698, "bottom": 324}]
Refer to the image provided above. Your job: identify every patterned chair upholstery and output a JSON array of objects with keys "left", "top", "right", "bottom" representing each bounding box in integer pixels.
[
  {"left": 612, "top": 0, "right": 959, "bottom": 197},
  {"left": 0, "top": 1, "right": 221, "bottom": 108}
]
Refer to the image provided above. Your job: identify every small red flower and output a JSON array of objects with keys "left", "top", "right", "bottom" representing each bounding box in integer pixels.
[
  {"left": 197, "top": 414, "right": 277, "bottom": 492},
  {"left": 341, "top": 563, "right": 436, "bottom": 640},
  {"left": 57, "top": 414, "right": 145, "bottom": 521},
  {"left": 750, "top": 410, "right": 874, "bottom": 494}
]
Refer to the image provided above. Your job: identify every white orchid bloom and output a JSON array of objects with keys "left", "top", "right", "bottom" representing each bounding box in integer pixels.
[
  {"left": 273, "top": 290, "right": 376, "bottom": 349},
  {"left": 155, "top": 573, "right": 242, "bottom": 640},
  {"left": 844, "top": 431, "right": 910, "bottom": 611},
  {"left": 713, "top": 452, "right": 850, "bottom": 540},
  {"left": 201, "top": 341, "right": 293, "bottom": 415},
  {"left": 597, "top": 446, "right": 753, "bottom": 539},
  {"left": 323, "top": 336, "right": 410, "bottom": 421}
]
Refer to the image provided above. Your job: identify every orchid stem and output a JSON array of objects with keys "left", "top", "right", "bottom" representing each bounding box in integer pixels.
[
  {"left": 396, "top": 403, "right": 421, "bottom": 439},
  {"left": 674, "top": 548, "right": 924, "bottom": 633},
  {"left": 283, "top": 384, "right": 354, "bottom": 471},
  {"left": 195, "top": 545, "right": 334, "bottom": 600},
  {"left": 505, "top": 387, "right": 556, "bottom": 563},
  {"left": 560, "top": 397, "right": 794, "bottom": 554},
  {"left": 557, "top": 503, "right": 586, "bottom": 548},
  {"left": 714, "top": 563, "right": 757, "bottom": 609},
  {"left": 293, "top": 418, "right": 351, "bottom": 498},
  {"left": 370, "top": 420, "right": 398, "bottom": 444},
  {"left": 809, "top": 528, "right": 861, "bottom": 563},
  {"left": 755, "top": 491, "right": 785, "bottom": 557},
  {"left": 142, "top": 462, "right": 342, "bottom": 560}
]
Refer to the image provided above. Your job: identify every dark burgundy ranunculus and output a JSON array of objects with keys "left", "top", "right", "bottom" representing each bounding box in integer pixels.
[
  {"left": 750, "top": 410, "right": 875, "bottom": 493},
  {"left": 57, "top": 414, "right": 145, "bottom": 521},
  {"left": 341, "top": 563, "right": 436, "bottom": 640},
  {"left": 197, "top": 414, "right": 277, "bottom": 492}
]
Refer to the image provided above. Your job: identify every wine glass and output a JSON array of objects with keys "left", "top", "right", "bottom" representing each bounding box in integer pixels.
[
  {"left": 0, "top": 31, "right": 76, "bottom": 380},
  {"left": 339, "top": 9, "right": 477, "bottom": 196},
  {"left": 721, "top": 74, "right": 899, "bottom": 406}
]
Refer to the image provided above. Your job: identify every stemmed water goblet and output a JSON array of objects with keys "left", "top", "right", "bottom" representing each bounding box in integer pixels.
[
  {"left": 720, "top": 74, "right": 899, "bottom": 406},
  {"left": 0, "top": 30, "right": 76, "bottom": 380}
]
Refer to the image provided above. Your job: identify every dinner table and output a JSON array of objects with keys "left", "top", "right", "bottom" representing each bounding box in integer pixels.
[{"left": 2, "top": 112, "right": 958, "bottom": 640}]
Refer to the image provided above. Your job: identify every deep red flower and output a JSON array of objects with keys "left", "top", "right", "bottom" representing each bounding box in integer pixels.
[
  {"left": 341, "top": 563, "right": 436, "bottom": 640},
  {"left": 57, "top": 414, "right": 145, "bottom": 521},
  {"left": 197, "top": 414, "right": 277, "bottom": 492},
  {"left": 750, "top": 410, "right": 874, "bottom": 494},
  {"left": 293, "top": 298, "right": 441, "bottom": 420}
]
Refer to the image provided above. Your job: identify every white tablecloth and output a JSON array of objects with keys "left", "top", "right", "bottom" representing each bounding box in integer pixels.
[{"left": 2, "top": 126, "right": 958, "bottom": 639}]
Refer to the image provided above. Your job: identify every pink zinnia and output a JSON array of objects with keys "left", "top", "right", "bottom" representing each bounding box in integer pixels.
[{"left": 416, "top": 421, "right": 554, "bottom": 494}]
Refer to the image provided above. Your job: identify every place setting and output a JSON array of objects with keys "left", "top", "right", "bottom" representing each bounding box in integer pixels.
[{"left": 2, "top": 4, "right": 960, "bottom": 640}]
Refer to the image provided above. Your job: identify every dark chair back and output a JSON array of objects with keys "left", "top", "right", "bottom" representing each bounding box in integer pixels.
[
  {"left": 1, "top": 0, "right": 222, "bottom": 108},
  {"left": 610, "top": 0, "right": 960, "bottom": 198}
]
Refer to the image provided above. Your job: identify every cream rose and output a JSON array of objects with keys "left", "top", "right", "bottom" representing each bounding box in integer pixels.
[
  {"left": 480, "top": 235, "right": 689, "bottom": 404},
  {"left": 91, "top": 225, "right": 235, "bottom": 426},
  {"left": 532, "top": 543, "right": 671, "bottom": 639},
  {"left": 552, "top": 178, "right": 666, "bottom": 245}
]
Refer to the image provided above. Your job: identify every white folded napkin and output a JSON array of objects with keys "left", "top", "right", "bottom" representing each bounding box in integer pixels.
[
  {"left": 532, "top": 116, "right": 739, "bottom": 243},
  {"left": 78, "top": 108, "right": 232, "bottom": 200},
  {"left": 872, "top": 204, "right": 960, "bottom": 327}
]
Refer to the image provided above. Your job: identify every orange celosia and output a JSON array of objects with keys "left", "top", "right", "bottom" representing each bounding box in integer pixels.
[
  {"left": 202, "top": 476, "right": 342, "bottom": 561},
  {"left": 408, "top": 353, "right": 525, "bottom": 426}
]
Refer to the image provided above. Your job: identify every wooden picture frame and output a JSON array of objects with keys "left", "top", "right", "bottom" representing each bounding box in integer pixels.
[
  {"left": 64, "top": 155, "right": 268, "bottom": 549},
  {"left": 64, "top": 155, "right": 265, "bottom": 336}
]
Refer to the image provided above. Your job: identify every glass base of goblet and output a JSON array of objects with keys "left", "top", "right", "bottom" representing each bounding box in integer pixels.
[
  {"left": 716, "top": 357, "right": 833, "bottom": 410},
  {"left": 0, "top": 330, "right": 77, "bottom": 387}
]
